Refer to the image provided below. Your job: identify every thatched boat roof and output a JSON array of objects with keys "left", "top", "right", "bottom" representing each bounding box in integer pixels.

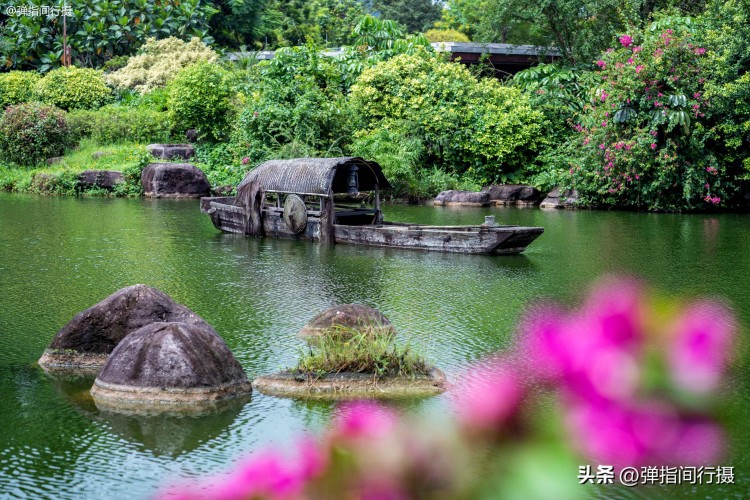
[{"left": 237, "top": 157, "right": 391, "bottom": 196}]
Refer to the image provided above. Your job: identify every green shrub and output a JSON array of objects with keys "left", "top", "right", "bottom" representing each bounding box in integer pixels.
[
  {"left": 513, "top": 63, "right": 592, "bottom": 191},
  {"left": 194, "top": 143, "right": 247, "bottom": 191},
  {"left": 106, "top": 37, "right": 218, "bottom": 94},
  {"left": 167, "top": 62, "right": 235, "bottom": 141},
  {"left": 0, "top": 103, "right": 73, "bottom": 166},
  {"left": 296, "top": 326, "right": 429, "bottom": 378},
  {"left": 0, "top": 71, "right": 41, "bottom": 109},
  {"left": 67, "top": 106, "right": 173, "bottom": 144},
  {"left": 34, "top": 67, "right": 112, "bottom": 110},
  {"left": 350, "top": 52, "right": 544, "bottom": 185},
  {"left": 425, "top": 29, "right": 470, "bottom": 42}
]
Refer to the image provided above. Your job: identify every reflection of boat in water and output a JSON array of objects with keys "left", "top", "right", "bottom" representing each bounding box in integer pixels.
[{"left": 201, "top": 158, "right": 543, "bottom": 255}]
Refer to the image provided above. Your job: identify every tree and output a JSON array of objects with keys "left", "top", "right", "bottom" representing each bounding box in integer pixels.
[
  {"left": 256, "top": 0, "right": 365, "bottom": 48},
  {"left": 209, "top": 0, "right": 265, "bottom": 47},
  {"left": 369, "top": 0, "right": 442, "bottom": 33}
]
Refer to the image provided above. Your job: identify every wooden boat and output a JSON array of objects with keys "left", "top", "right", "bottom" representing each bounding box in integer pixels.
[{"left": 200, "top": 157, "right": 543, "bottom": 255}]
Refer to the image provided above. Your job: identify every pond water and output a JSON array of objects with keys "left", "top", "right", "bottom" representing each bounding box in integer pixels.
[{"left": 0, "top": 192, "right": 748, "bottom": 498}]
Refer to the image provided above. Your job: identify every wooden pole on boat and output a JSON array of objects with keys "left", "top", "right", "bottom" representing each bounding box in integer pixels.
[
  {"left": 374, "top": 183, "right": 382, "bottom": 224},
  {"left": 319, "top": 194, "right": 334, "bottom": 245}
]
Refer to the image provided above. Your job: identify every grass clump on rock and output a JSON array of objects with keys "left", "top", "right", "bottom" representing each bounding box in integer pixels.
[{"left": 296, "top": 325, "right": 430, "bottom": 379}]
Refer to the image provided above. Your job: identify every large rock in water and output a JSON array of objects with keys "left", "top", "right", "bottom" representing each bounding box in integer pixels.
[
  {"left": 78, "top": 170, "right": 124, "bottom": 190},
  {"left": 434, "top": 190, "right": 491, "bottom": 207},
  {"left": 483, "top": 184, "right": 541, "bottom": 207},
  {"left": 141, "top": 163, "right": 210, "bottom": 198},
  {"left": 540, "top": 186, "right": 579, "bottom": 209},
  {"left": 38, "top": 285, "right": 213, "bottom": 373},
  {"left": 90, "top": 322, "right": 252, "bottom": 412},
  {"left": 147, "top": 144, "right": 195, "bottom": 160},
  {"left": 298, "top": 304, "right": 396, "bottom": 342}
]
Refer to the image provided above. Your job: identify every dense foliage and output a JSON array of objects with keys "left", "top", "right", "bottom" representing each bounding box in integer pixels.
[
  {"left": 231, "top": 46, "right": 352, "bottom": 162},
  {"left": 350, "top": 52, "right": 544, "bottom": 185},
  {"left": 168, "top": 62, "right": 236, "bottom": 141},
  {"left": 106, "top": 37, "right": 218, "bottom": 94},
  {"left": 0, "top": 0, "right": 215, "bottom": 71},
  {"left": 0, "top": 71, "right": 41, "bottom": 109},
  {"left": 370, "top": 0, "right": 443, "bottom": 33},
  {"left": 33, "top": 67, "right": 112, "bottom": 110},
  {"left": 0, "top": 0, "right": 747, "bottom": 210},
  {"left": 567, "top": 23, "right": 727, "bottom": 210},
  {"left": 0, "top": 103, "right": 73, "bottom": 165},
  {"left": 67, "top": 106, "right": 173, "bottom": 144}
]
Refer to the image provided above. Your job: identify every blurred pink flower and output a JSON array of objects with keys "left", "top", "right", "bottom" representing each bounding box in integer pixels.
[
  {"left": 668, "top": 301, "right": 735, "bottom": 393},
  {"left": 334, "top": 401, "right": 398, "bottom": 440},
  {"left": 619, "top": 35, "right": 633, "bottom": 48},
  {"left": 241, "top": 157, "right": 250, "bottom": 165},
  {"left": 453, "top": 358, "right": 524, "bottom": 431}
]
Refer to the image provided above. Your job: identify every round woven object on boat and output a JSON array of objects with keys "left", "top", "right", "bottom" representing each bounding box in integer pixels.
[{"left": 283, "top": 194, "right": 308, "bottom": 234}]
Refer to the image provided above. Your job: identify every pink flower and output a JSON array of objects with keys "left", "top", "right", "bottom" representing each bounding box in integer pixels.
[
  {"left": 619, "top": 35, "right": 633, "bottom": 48},
  {"left": 635, "top": 174, "right": 639, "bottom": 179},
  {"left": 694, "top": 47, "right": 706, "bottom": 55},
  {"left": 635, "top": 64, "right": 645, "bottom": 73},
  {"left": 334, "top": 401, "right": 398, "bottom": 440},
  {"left": 583, "top": 137, "right": 590, "bottom": 145},
  {"left": 453, "top": 358, "right": 524, "bottom": 431},
  {"left": 651, "top": 143, "right": 657, "bottom": 150},
  {"left": 627, "top": 58, "right": 634, "bottom": 64},
  {"left": 601, "top": 121, "right": 607, "bottom": 127},
  {"left": 599, "top": 143, "right": 606, "bottom": 150},
  {"left": 693, "top": 92, "right": 701, "bottom": 99},
  {"left": 241, "top": 157, "right": 250, "bottom": 165},
  {"left": 596, "top": 60, "right": 606, "bottom": 69},
  {"left": 633, "top": 46, "right": 642, "bottom": 53},
  {"left": 668, "top": 301, "right": 735, "bottom": 394},
  {"left": 600, "top": 91, "right": 608, "bottom": 102}
]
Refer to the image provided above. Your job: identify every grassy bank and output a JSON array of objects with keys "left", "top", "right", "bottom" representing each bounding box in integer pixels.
[{"left": 0, "top": 141, "right": 151, "bottom": 196}]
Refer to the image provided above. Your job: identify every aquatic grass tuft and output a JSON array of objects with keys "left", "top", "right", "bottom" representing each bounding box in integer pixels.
[{"left": 295, "top": 325, "right": 430, "bottom": 379}]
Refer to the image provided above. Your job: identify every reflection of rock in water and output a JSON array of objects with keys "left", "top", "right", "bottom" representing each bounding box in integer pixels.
[
  {"left": 45, "top": 369, "right": 249, "bottom": 457},
  {"left": 45, "top": 372, "right": 99, "bottom": 416},
  {"left": 97, "top": 401, "right": 246, "bottom": 457}
]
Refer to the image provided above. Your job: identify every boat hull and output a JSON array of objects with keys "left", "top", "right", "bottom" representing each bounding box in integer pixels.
[{"left": 200, "top": 197, "right": 543, "bottom": 255}]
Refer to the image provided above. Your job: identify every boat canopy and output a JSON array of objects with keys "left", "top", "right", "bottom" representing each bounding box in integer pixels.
[{"left": 237, "top": 157, "right": 391, "bottom": 197}]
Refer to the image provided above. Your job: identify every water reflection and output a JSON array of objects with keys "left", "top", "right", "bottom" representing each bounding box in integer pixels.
[
  {"left": 46, "top": 370, "right": 250, "bottom": 458},
  {"left": 2, "top": 194, "right": 749, "bottom": 499}
]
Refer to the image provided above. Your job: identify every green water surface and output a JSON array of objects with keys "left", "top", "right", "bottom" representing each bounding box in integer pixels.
[{"left": 0, "top": 193, "right": 748, "bottom": 498}]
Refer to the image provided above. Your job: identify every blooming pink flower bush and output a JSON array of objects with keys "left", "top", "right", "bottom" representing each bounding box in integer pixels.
[
  {"left": 565, "top": 23, "right": 729, "bottom": 211},
  {"left": 161, "top": 277, "right": 736, "bottom": 499}
]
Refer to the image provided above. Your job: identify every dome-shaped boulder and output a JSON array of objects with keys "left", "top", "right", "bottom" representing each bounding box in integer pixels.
[
  {"left": 39, "top": 285, "right": 213, "bottom": 373},
  {"left": 298, "top": 304, "right": 396, "bottom": 342},
  {"left": 90, "top": 322, "right": 251, "bottom": 412}
]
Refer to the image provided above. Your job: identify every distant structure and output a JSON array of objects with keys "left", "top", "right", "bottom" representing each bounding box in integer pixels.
[
  {"left": 228, "top": 42, "right": 561, "bottom": 78},
  {"left": 430, "top": 42, "right": 561, "bottom": 76}
]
